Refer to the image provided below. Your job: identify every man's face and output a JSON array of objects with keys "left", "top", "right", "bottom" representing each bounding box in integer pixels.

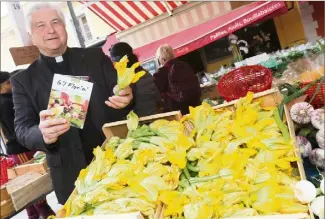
[{"left": 30, "top": 8, "right": 68, "bottom": 57}]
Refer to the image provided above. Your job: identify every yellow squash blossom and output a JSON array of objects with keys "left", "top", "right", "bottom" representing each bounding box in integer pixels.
[
  {"left": 184, "top": 201, "right": 214, "bottom": 219},
  {"left": 127, "top": 111, "right": 139, "bottom": 131},
  {"left": 94, "top": 198, "right": 156, "bottom": 218},
  {"left": 163, "top": 165, "right": 181, "bottom": 190},
  {"left": 114, "top": 55, "right": 145, "bottom": 93},
  {"left": 132, "top": 148, "right": 157, "bottom": 166},
  {"left": 114, "top": 138, "right": 134, "bottom": 159},
  {"left": 167, "top": 149, "right": 187, "bottom": 169},
  {"left": 159, "top": 191, "right": 190, "bottom": 217}
]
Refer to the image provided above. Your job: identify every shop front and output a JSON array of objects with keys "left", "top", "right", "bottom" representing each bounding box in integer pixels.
[{"left": 84, "top": 1, "right": 292, "bottom": 74}]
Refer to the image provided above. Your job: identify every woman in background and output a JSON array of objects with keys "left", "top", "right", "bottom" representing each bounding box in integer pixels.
[
  {"left": 153, "top": 44, "right": 201, "bottom": 115},
  {"left": 109, "top": 42, "right": 161, "bottom": 116}
]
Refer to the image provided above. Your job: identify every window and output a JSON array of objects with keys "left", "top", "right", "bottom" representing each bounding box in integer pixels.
[
  {"left": 77, "top": 14, "right": 93, "bottom": 43},
  {"left": 142, "top": 59, "right": 157, "bottom": 75}
]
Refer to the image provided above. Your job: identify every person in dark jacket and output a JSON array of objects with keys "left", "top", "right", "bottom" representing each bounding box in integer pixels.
[
  {"left": 0, "top": 70, "right": 55, "bottom": 219},
  {"left": 10, "top": 3, "right": 134, "bottom": 204},
  {"left": 109, "top": 42, "right": 161, "bottom": 117},
  {"left": 153, "top": 44, "right": 201, "bottom": 115}
]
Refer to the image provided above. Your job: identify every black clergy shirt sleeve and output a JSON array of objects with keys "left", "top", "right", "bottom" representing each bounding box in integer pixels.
[{"left": 10, "top": 76, "right": 53, "bottom": 153}]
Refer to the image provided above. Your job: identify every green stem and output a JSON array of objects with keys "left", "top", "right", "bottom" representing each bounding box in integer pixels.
[
  {"left": 177, "top": 186, "right": 184, "bottom": 192},
  {"left": 133, "top": 132, "right": 156, "bottom": 139},
  {"left": 183, "top": 167, "right": 191, "bottom": 181},
  {"left": 187, "top": 163, "right": 199, "bottom": 172},
  {"left": 274, "top": 107, "right": 290, "bottom": 143},
  {"left": 180, "top": 173, "right": 186, "bottom": 181},
  {"left": 135, "top": 137, "right": 151, "bottom": 143},
  {"left": 189, "top": 173, "right": 232, "bottom": 184},
  {"left": 179, "top": 180, "right": 189, "bottom": 188},
  {"left": 132, "top": 141, "right": 141, "bottom": 149},
  {"left": 127, "top": 130, "right": 134, "bottom": 138}
]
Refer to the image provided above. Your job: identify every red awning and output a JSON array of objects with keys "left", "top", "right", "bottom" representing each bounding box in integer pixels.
[
  {"left": 132, "top": 1, "right": 287, "bottom": 62},
  {"left": 81, "top": 1, "right": 188, "bottom": 32}
]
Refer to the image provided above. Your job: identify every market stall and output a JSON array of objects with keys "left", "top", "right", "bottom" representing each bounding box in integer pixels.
[
  {"left": 48, "top": 36, "right": 325, "bottom": 219},
  {"left": 1, "top": 2, "right": 323, "bottom": 219}
]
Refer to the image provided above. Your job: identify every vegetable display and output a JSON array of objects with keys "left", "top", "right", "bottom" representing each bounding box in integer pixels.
[
  {"left": 57, "top": 92, "right": 309, "bottom": 219},
  {"left": 288, "top": 100, "right": 324, "bottom": 169}
]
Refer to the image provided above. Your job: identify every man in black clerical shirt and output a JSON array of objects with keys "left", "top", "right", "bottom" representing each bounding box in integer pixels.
[{"left": 10, "top": 3, "right": 135, "bottom": 204}]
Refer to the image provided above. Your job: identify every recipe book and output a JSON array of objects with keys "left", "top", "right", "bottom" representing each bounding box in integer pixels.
[{"left": 48, "top": 74, "right": 93, "bottom": 129}]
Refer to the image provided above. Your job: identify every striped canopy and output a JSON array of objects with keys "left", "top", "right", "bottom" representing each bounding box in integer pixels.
[{"left": 80, "top": 1, "right": 188, "bottom": 32}]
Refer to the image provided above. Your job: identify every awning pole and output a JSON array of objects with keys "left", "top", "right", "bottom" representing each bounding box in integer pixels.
[{"left": 67, "top": 1, "right": 85, "bottom": 48}]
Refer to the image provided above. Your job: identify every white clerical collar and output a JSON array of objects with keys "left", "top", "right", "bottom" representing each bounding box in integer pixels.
[{"left": 55, "top": 56, "right": 63, "bottom": 63}]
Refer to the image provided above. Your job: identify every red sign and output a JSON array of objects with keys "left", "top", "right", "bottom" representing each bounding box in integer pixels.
[{"left": 174, "top": 1, "right": 286, "bottom": 57}]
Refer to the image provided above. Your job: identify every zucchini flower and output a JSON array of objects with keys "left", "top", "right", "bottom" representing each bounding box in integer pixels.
[{"left": 114, "top": 55, "right": 146, "bottom": 94}]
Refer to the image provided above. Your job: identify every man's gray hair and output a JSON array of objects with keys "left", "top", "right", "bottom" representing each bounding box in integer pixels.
[{"left": 25, "top": 2, "right": 65, "bottom": 33}]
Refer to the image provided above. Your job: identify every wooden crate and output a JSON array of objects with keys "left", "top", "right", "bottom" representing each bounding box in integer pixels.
[
  {"left": 102, "top": 111, "right": 182, "bottom": 141},
  {"left": 7, "top": 159, "right": 48, "bottom": 180},
  {"left": 59, "top": 91, "right": 313, "bottom": 219},
  {"left": 0, "top": 186, "right": 14, "bottom": 219},
  {"left": 5, "top": 172, "right": 53, "bottom": 211},
  {"left": 169, "top": 88, "right": 311, "bottom": 219},
  {"left": 7, "top": 168, "right": 17, "bottom": 180},
  {"left": 57, "top": 111, "right": 182, "bottom": 219},
  {"left": 15, "top": 159, "right": 48, "bottom": 176},
  {"left": 0, "top": 199, "right": 14, "bottom": 219}
]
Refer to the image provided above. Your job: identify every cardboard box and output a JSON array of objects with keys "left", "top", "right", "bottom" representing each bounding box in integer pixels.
[{"left": 9, "top": 45, "right": 40, "bottom": 66}]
